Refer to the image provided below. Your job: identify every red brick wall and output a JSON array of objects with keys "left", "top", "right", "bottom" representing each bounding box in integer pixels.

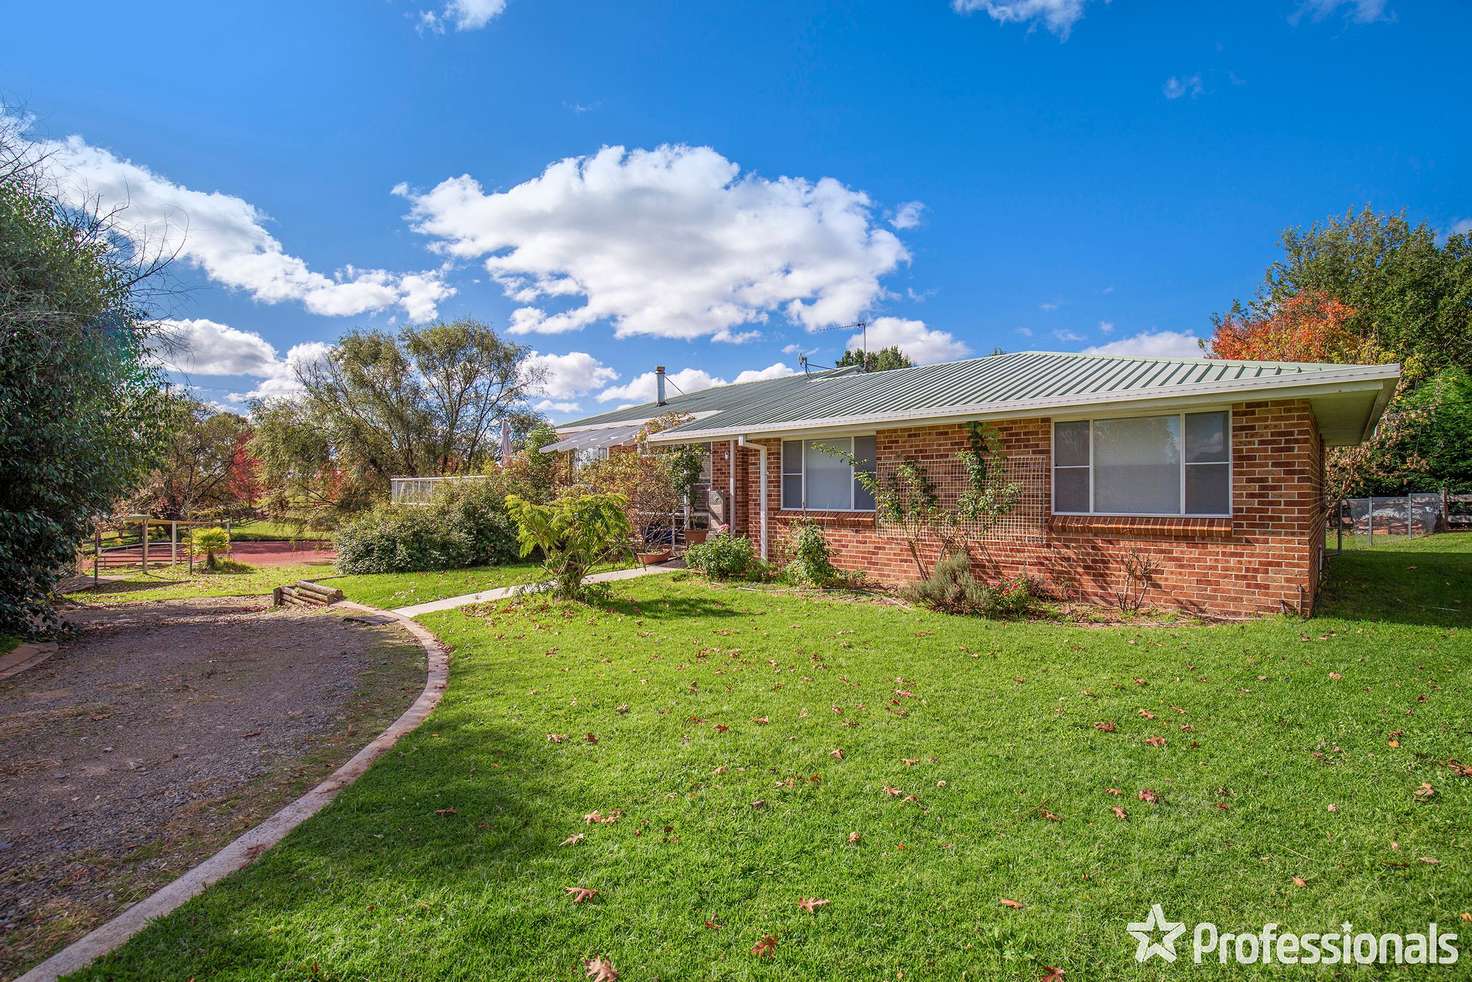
[{"left": 730, "top": 399, "right": 1324, "bottom": 618}]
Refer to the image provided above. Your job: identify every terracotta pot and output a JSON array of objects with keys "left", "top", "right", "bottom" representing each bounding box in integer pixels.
[
  {"left": 685, "top": 529, "right": 709, "bottom": 545},
  {"left": 638, "top": 550, "right": 672, "bottom": 565}
]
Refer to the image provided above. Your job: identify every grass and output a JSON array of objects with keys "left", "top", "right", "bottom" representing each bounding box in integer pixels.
[
  {"left": 227, "top": 519, "right": 329, "bottom": 541},
  {"left": 330, "top": 562, "right": 553, "bottom": 609},
  {"left": 73, "top": 537, "right": 1472, "bottom": 979},
  {"left": 0, "top": 634, "right": 18, "bottom": 657},
  {"left": 64, "top": 562, "right": 336, "bottom": 605}
]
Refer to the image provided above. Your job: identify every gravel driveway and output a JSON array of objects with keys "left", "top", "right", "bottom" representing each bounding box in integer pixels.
[{"left": 0, "top": 597, "right": 425, "bottom": 979}]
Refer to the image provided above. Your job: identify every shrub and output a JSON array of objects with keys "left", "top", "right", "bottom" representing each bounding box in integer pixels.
[
  {"left": 782, "top": 521, "right": 858, "bottom": 588},
  {"left": 905, "top": 552, "right": 1035, "bottom": 619},
  {"left": 334, "top": 479, "right": 519, "bottom": 574},
  {"left": 193, "top": 527, "right": 231, "bottom": 570},
  {"left": 505, "top": 491, "right": 633, "bottom": 600},
  {"left": 685, "top": 533, "right": 762, "bottom": 581}
]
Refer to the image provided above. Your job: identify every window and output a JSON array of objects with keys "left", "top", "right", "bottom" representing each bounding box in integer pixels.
[
  {"left": 781, "top": 436, "right": 876, "bottom": 511},
  {"left": 1052, "top": 411, "right": 1230, "bottom": 516}
]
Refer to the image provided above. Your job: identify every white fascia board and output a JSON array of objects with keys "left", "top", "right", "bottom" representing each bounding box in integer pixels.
[{"left": 644, "top": 364, "right": 1400, "bottom": 444}]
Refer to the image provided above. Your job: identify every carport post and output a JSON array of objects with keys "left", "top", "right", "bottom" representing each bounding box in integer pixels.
[
  {"left": 171, "top": 521, "right": 178, "bottom": 564},
  {"left": 141, "top": 518, "right": 148, "bottom": 573}
]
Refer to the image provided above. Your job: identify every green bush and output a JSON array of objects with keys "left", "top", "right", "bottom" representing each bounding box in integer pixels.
[
  {"left": 904, "top": 552, "right": 1035, "bottom": 618},
  {"left": 685, "top": 533, "right": 763, "bottom": 581},
  {"left": 781, "top": 521, "right": 859, "bottom": 588},
  {"left": 334, "top": 479, "right": 519, "bottom": 574},
  {"left": 192, "top": 526, "right": 231, "bottom": 570},
  {"left": 505, "top": 491, "right": 633, "bottom": 600}
]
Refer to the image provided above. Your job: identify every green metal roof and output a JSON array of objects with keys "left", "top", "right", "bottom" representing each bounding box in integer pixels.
[{"left": 561, "top": 351, "right": 1399, "bottom": 446}]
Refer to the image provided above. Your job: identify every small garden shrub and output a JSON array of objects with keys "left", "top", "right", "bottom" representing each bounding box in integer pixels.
[
  {"left": 335, "top": 479, "right": 519, "bottom": 574},
  {"left": 685, "top": 533, "right": 762, "bottom": 581},
  {"left": 192, "top": 527, "right": 230, "bottom": 570},
  {"left": 781, "top": 521, "right": 862, "bottom": 589},
  {"left": 505, "top": 491, "right": 633, "bottom": 601},
  {"left": 905, "top": 552, "right": 1035, "bottom": 619}
]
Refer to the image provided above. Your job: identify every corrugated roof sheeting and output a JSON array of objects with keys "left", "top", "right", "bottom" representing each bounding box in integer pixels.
[{"left": 559, "top": 351, "right": 1387, "bottom": 440}]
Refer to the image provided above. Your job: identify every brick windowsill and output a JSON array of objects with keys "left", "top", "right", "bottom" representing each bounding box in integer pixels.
[
  {"left": 1049, "top": 514, "right": 1234, "bottom": 539},
  {"left": 774, "top": 510, "right": 877, "bottom": 527}
]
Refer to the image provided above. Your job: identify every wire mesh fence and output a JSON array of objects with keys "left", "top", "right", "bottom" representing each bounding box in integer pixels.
[
  {"left": 873, "top": 454, "right": 1049, "bottom": 544},
  {"left": 390, "top": 475, "right": 488, "bottom": 506},
  {"left": 1334, "top": 492, "right": 1448, "bottom": 548}
]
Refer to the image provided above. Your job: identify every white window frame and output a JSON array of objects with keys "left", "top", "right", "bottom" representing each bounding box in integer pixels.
[
  {"left": 780, "top": 435, "right": 876, "bottom": 512},
  {"left": 1050, "top": 408, "right": 1232, "bottom": 518}
]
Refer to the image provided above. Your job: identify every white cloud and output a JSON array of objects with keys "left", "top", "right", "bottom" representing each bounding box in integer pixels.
[
  {"left": 522, "top": 350, "right": 618, "bottom": 399},
  {"left": 1448, "top": 218, "right": 1472, "bottom": 238},
  {"left": 400, "top": 144, "right": 908, "bottom": 341},
  {"left": 1098, "top": 320, "right": 1115, "bottom": 334},
  {"left": 1163, "top": 74, "right": 1204, "bottom": 100},
  {"left": 1291, "top": 0, "right": 1389, "bottom": 24},
  {"left": 595, "top": 362, "right": 796, "bottom": 405},
  {"left": 1082, "top": 330, "right": 1204, "bottom": 359},
  {"left": 952, "top": 0, "right": 1093, "bottom": 38},
  {"left": 848, "top": 317, "right": 970, "bottom": 365},
  {"left": 1053, "top": 328, "right": 1086, "bottom": 343},
  {"left": 891, "top": 201, "right": 925, "bottom": 230},
  {"left": 420, "top": 0, "right": 507, "bottom": 32},
  {"left": 1016, "top": 326, "right": 1034, "bottom": 338},
  {"left": 713, "top": 328, "right": 762, "bottom": 344},
  {"left": 10, "top": 114, "right": 452, "bottom": 321},
  {"left": 153, "top": 318, "right": 279, "bottom": 375},
  {"left": 228, "top": 341, "right": 333, "bottom": 403},
  {"left": 534, "top": 399, "right": 582, "bottom": 415}
]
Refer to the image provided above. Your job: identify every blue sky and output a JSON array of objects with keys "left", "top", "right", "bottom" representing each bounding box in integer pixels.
[{"left": 4, "top": 0, "right": 1467, "bottom": 419}]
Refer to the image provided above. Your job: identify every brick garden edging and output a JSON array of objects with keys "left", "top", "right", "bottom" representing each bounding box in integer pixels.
[{"left": 16, "top": 602, "right": 450, "bottom": 982}]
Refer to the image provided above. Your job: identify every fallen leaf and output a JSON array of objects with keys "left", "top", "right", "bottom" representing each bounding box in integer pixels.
[
  {"left": 1414, "top": 782, "right": 1436, "bottom": 802},
  {"left": 1039, "top": 808, "right": 1061, "bottom": 822},
  {"left": 797, "top": 897, "right": 830, "bottom": 913},
  {"left": 1291, "top": 876, "right": 1307, "bottom": 888},
  {"left": 1328, "top": 671, "right": 1343, "bottom": 681},
  {"left": 830, "top": 748, "right": 845, "bottom": 760},
  {"left": 752, "top": 934, "right": 778, "bottom": 958},
  {"left": 705, "top": 917, "right": 722, "bottom": 930},
  {"left": 848, "top": 831, "right": 862, "bottom": 845},
  {"left": 1138, "top": 709, "right": 1155, "bottom": 720},
  {"left": 547, "top": 733, "right": 567, "bottom": 744},
  {"left": 1093, "top": 721, "right": 1117, "bottom": 733},
  {"left": 565, "top": 886, "right": 600, "bottom": 904},
  {"left": 584, "top": 732, "right": 599, "bottom": 744},
  {"left": 902, "top": 757, "right": 919, "bottom": 767},
  {"left": 1138, "top": 788, "right": 1159, "bottom": 803},
  {"left": 561, "top": 833, "right": 585, "bottom": 846},
  {"left": 1419, "top": 856, "right": 1440, "bottom": 865},
  {"left": 714, "top": 724, "right": 730, "bottom": 733},
  {"left": 434, "top": 807, "right": 459, "bottom": 816},
  {"left": 883, "top": 785, "right": 902, "bottom": 797},
  {"left": 584, "top": 956, "right": 618, "bottom": 981},
  {"left": 713, "top": 765, "right": 728, "bottom": 775},
  {"left": 752, "top": 799, "right": 767, "bottom": 809},
  {"left": 1459, "top": 912, "right": 1471, "bottom": 923},
  {"left": 1144, "top": 736, "right": 1167, "bottom": 748},
  {"left": 752, "top": 716, "right": 769, "bottom": 725},
  {"left": 1105, "top": 787, "right": 1122, "bottom": 796},
  {"left": 1327, "top": 803, "right": 1339, "bottom": 813},
  {"left": 615, "top": 704, "right": 629, "bottom": 715},
  {"left": 1000, "top": 898, "right": 1024, "bottom": 909},
  {"left": 1111, "top": 806, "right": 1128, "bottom": 820},
  {"left": 1040, "top": 968, "right": 1066, "bottom": 982}
]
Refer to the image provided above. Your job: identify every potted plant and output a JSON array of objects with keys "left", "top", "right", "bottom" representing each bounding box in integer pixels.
[
  {"left": 636, "top": 519, "right": 672, "bottom": 565},
  {"left": 685, "top": 517, "right": 710, "bottom": 545}
]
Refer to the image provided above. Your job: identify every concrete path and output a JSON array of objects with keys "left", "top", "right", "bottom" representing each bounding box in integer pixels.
[{"left": 392, "top": 560, "right": 682, "bottom": 617}]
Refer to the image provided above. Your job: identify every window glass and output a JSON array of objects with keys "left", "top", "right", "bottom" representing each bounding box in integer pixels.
[
  {"left": 1186, "top": 463, "right": 1230, "bottom": 514},
  {"left": 698, "top": 443, "right": 713, "bottom": 482},
  {"left": 1054, "top": 467, "right": 1090, "bottom": 513},
  {"left": 1054, "top": 420, "right": 1090, "bottom": 466},
  {"left": 852, "top": 436, "right": 876, "bottom": 510},
  {"left": 804, "top": 438, "right": 853, "bottom": 510},
  {"left": 1185, "top": 412, "right": 1229, "bottom": 463},
  {"left": 781, "top": 441, "right": 802, "bottom": 509},
  {"left": 1092, "top": 415, "right": 1181, "bottom": 514}
]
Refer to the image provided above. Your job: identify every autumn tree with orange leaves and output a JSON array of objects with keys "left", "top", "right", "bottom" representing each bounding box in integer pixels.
[{"left": 1205, "top": 290, "right": 1379, "bottom": 365}]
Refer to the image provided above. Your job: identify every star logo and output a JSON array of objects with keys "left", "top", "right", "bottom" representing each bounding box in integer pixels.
[{"left": 1127, "top": 904, "right": 1186, "bottom": 962}]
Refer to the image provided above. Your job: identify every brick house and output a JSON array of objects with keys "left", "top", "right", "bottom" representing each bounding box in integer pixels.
[{"left": 546, "top": 351, "right": 1399, "bottom": 617}]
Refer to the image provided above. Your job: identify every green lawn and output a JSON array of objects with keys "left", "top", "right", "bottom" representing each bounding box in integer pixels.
[
  {"left": 0, "top": 634, "right": 18, "bottom": 657},
  {"left": 73, "top": 537, "right": 1472, "bottom": 980},
  {"left": 330, "top": 562, "right": 552, "bottom": 610},
  {"left": 65, "top": 562, "right": 336, "bottom": 605}
]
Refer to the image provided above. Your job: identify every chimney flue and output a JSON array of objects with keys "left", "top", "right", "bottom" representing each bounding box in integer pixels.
[{"left": 655, "top": 365, "right": 667, "bottom": 405}]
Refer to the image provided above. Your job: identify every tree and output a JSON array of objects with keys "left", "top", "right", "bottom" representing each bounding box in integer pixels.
[
  {"left": 125, "top": 396, "right": 254, "bottom": 519},
  {"left": 837, "top": 345, "right": 914, "bottom": 372},
  {"left": 1, "top": 121, "right": 173, "bottom": 635},
  {"left": 251, "top": 319, "right": 544, "bottom": 525},
  {"left": 1206, "top": 290, "right": 1374, "bottom": 364},
  {"left": 1214, "top": 208, "right": 1472, "bottom": 381}
]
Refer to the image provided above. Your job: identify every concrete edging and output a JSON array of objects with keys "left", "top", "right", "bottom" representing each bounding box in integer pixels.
[
  {"left": 0, "top": 641, "right": 59, "bottom": 681},
  {"left": 17, "top": 601, "right": 450, "bottom": 982}
]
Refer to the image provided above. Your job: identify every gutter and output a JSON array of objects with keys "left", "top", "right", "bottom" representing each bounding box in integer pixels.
[{"left": 737, "top": 436, "right": 767, "bottom": 561}]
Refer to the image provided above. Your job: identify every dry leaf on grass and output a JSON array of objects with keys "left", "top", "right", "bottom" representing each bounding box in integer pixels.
[
  {"left": 584, "top": 956, "right": 618, "bottom": 981},
  {"left": 752, "top": 934, "right": 778, "bottom": 958},
  {"left": 797, "top": 897, "right": 830, "bottom": 913},
  {"left": 1000, "top": 898, "right": 1024, "bottom": 909},
  {"left": 883, "top": 785, "right": 902, "bottom": 797},
  {"left": 561, "top": 833, "right": 585, "bottom": 846},
  {"left": 1137, "top": 788, "right": 1159, "bottom": 803},
  {"left": 1040, "top": 967, "right": 1066, "bottom": 982},
  {"left": 1291, "top": 876, "right": 1307, "bottom": 888},
  {"left": 547, "top": 733, "right": 567, "bottom": 744},
  {"left": 830, "top": 748, "right": 845, "bottom": 760},
  {"left": 434, "top": 807, "right": 458, "bottom": 816},
  {"left": 848, "top": 831, "right": 862, "bottom": 845},
  {"left": 1093, "top": 721, "right": 1117, "bottom": 733},
  {"left": 565, "top": 886, "right": 600, "bottom": 904},
  {"left": 1111, "top": 806, "right": 1128, "bottom": 820},
  {"left": 1414, "top": 782, "right": 1436, "bottom": 801},
  {"left": 704, "top": 917, "right": 722, "bottom": 930}
]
